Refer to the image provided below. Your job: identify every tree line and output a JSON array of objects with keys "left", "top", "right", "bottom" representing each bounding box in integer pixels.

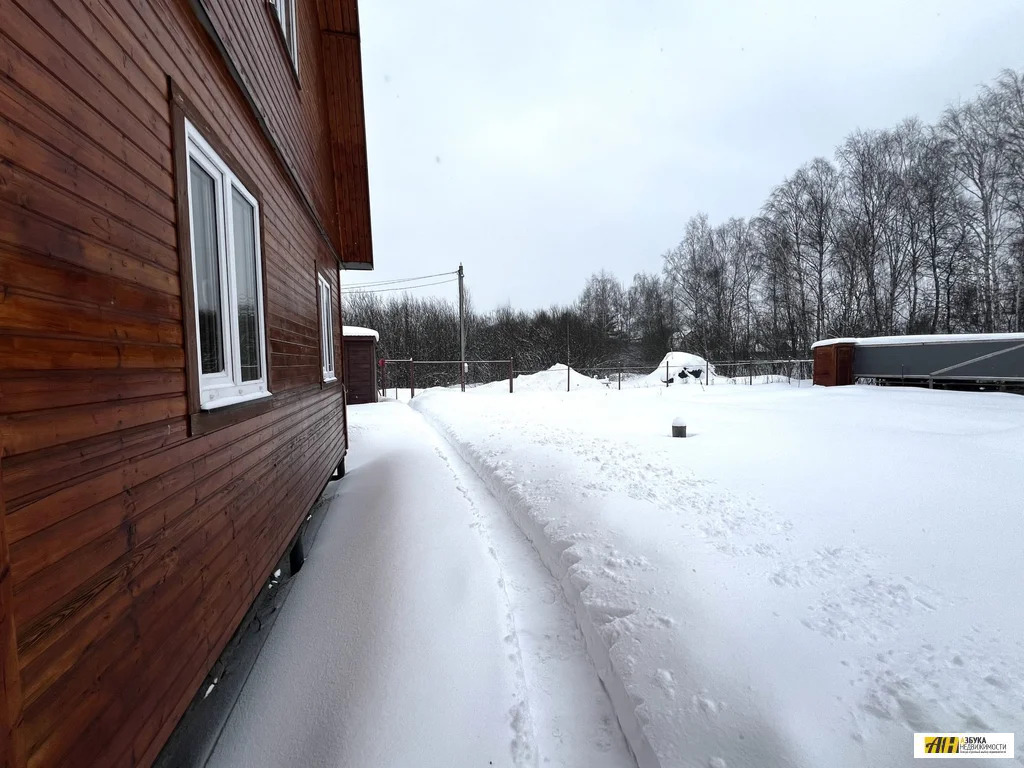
[{"left": 346, "top": 68, "right": 1024, "bottom": 370}]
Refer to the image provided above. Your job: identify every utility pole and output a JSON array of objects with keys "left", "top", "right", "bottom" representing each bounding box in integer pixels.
[
  {"left": 566, "top": 313, "right": 570, "bottom": 392},
  {"left": 458, "top": 263, "right": 466, "bottom": 392}
]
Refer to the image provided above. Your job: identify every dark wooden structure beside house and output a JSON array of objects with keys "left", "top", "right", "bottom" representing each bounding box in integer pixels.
[
  {"left": 0, "top": 0, "right": 373, "bottom": 765},
  {"left": 812, "top": 341, "right": 855, "bottom": 387},
  {"left": 342, "top": 326, "right": 378, "bottom": 405}
]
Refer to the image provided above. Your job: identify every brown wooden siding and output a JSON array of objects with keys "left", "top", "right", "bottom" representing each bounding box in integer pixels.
[
  {"left": 200, "top": 0, "right": 340, "bottom": 253},
  {"left": 322, "top": 0, "right": 374, "bottom": 269},
  {"left": 1, "top": 458, "right": 25, "bottom": 768},
  {"left": 0, "top": 0, "right": 366, "bottom": 764}
]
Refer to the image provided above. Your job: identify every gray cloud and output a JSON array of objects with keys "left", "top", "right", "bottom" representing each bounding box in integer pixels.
[{"left": 353, "top": 0, "right": 1024, "bottom": 311}]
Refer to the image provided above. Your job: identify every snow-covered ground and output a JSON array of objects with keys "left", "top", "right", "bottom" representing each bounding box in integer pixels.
[
  {"left": 210, "top": 378, "right": 1023, "bottom": 768},
  {"left": 207, "top": 402, "right": 632, "bottom": 768},
  {"left": 411, "top": 382, "right": 1024, "bottom": 767}
]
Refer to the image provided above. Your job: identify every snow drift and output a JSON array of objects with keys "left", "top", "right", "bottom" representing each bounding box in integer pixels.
[
  {"left": 414, "top": 384, "right": 1024, "bottom": 768},
  {"left": 478, "top": 363, "right": 606, "bottom": 393}
]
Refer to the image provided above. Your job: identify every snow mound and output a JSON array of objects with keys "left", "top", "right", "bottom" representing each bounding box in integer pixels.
[
  {"left": 640, "top": 351, "right": 715, "bottom": 387},
  {"left": 493, "top": 363, "right": 606, "bottom": 393}
]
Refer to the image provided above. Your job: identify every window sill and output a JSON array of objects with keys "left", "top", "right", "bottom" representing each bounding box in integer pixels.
[
  {"left": 190, "top": 392, "right": 275, "bottom": 437},
  {"left": 201, "top": 390, "right": 272, "bottom": 411}
]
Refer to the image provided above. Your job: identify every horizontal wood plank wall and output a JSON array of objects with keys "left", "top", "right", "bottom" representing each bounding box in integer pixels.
[
  {"left": 1, "top": 458, "right": 26, "bottom": 768},
  {"left": 322, "top": 0, "right": 374, "bottom": 268},
  {"left": 0, "top": 0, "right": 353, "bottom": 764},
  {"left": 201, "top": 0, "right": 341, "bottom": 255}
]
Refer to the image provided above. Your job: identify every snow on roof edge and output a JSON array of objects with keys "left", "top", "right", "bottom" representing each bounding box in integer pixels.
[
  {"left": 810, "top": 338, "right": 858, "bottom": 349},
  {"left": 342, "top": 325, "right": 379, "bottom": 340},
  {"left": 812, "top": 332, "right": 1024, "bottom": 350}
]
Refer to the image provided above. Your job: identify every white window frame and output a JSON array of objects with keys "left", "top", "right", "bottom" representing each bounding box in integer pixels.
[
  {"left": 319, "top": 274, "right": 337, "bottom": 383},
  {"left": 271, "top": 0, "right": 299, "bottom": 75},
  {"left": 184, "top": 119, "right": 270, "bottom": 410}
]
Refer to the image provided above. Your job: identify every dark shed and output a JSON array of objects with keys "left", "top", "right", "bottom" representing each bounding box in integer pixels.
[
  {"left": 343, "top": 327, "right": 379, "bottom": 404},
  {"left": 812, "top": 341, "right": 855, "bottom": 386}
]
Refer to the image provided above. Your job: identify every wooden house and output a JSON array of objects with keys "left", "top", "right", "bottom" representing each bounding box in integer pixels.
[{"left": 0, "top": 0, "right": 373, "bottom": 765}]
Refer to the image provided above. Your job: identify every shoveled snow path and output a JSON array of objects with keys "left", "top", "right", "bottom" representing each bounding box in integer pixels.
[{"left": 207, "top": 402, "right": 632, "bottom": 768}]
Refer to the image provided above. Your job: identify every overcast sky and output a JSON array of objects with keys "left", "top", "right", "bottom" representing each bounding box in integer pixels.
[{"left": 349, "top": 0, "right": 1024, "bottom": 312}]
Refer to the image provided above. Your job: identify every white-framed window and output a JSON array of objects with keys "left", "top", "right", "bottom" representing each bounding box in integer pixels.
[
  {"left": 318, "top": 274, "right": 336, "bottom": 382},
  {"left": 270, "top": 0, "right": 298, "bottom": 75},
  {"left": 184, "top": 119, "right": 270, "bottom": 410}
]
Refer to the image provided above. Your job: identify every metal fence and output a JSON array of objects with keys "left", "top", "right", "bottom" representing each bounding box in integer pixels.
[
  {"left": 380, "top": 359, "right": 513, "bottom": 397},
  {"left": 379, "top": 357, "right": 812, "bottom": 397},
  {"left": 707, "top": 359, "right": 813, "bottom": 386}
]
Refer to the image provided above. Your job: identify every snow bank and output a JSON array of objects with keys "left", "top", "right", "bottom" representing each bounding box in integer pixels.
[
  {"left": 482, "top": 363, "right": 606, "bottom": 393},
  {"left": 715, "top": 373, "right": 806, "bottom": 386},
  {"left": 342, "top": 325, "right": 379, "bottom": 340},
  {"left": 414, "top": 385, "right": 1024, "bottom": 768},
  {"left": 209, "top": 403, "right": 632, "bottom": 767}
]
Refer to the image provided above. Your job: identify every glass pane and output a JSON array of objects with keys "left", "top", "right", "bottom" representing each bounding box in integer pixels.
[
  {"left": 190, "top": 159, "right": 224, "bottom": 375},
  {"left": 232, "top": 188, "right": 261, "bottom": 382},
  {"left": 327, "top": 292, "right": 334, "bottom": 372},
  {"left": 280, "top": 0, "right": 292, "bottom": 50},
  {"left": 324, "top": 283, "right": 334, "bottom": 373}
]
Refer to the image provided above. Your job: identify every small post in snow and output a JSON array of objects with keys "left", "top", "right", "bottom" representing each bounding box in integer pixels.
[
  {"left": 665, "top": 359, "right": 670, "bottom": 387},
  {"left": 705, "top": 361, "right": 709, "bottom": 385},
  {"left": 567, "top": 363, "right": 570, "bottom": 393},
  {"left": 409, "top": 359, "right": 415, "bottom": 399},
  {"left": 508, "top": 358, "right": 513, "bottom": 394},
  {"left": 618, "top": 368, "right": 621, "bottom": 390},
  {"left": 672, "top": 417, "right": 687, "bottom": 438}
]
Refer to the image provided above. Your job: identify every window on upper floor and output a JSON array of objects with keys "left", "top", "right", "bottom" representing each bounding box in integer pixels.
[
  {"left": 270, "top": 0, "right": 299, "bottom": 75},
  {"left": 319, "top": 274, "right": 337, "bottom": 383},
  {"left": 184, "top": 119, "right": 270, "bottom": 410}
]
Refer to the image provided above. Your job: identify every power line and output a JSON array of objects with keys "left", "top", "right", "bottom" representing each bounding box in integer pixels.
[
  {"left": 341, "top": 277, "right": 459, "bottom": 295},
  {"left": 341, "top": 270, "right": 458, "bottom": 291}
]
